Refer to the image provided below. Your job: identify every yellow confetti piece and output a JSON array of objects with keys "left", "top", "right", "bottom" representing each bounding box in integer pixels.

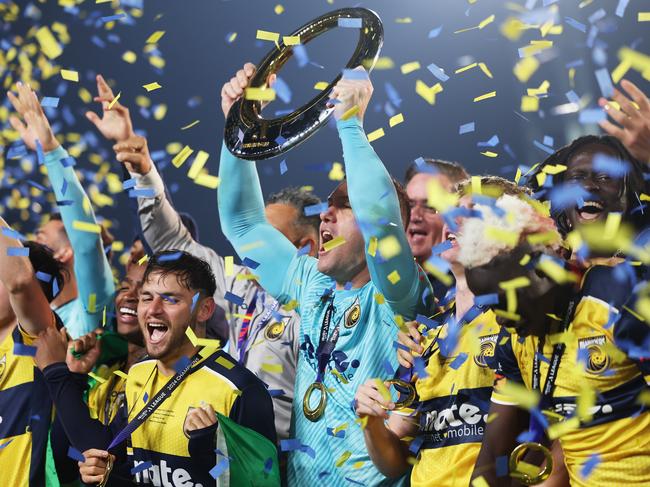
[
  {"left": 274, "top": 4, "right": 284, "bottom": 14},
  {"left": 333, "top": 423, "right": 348, "bottom": 435},
  {"left": 72, "top": 221, "right": 101, "bottom": 233},
  {"left": 367, "top": 128, "right": 385, "bottom": 142},
  {"left": 612, "top": 60, "right": 632, "bottom": 84},
  {"left": 543, "top": 164, "right": 567, "bottom": 175},
  {"left": 185, "top": 327, "right": 199, "bottom": 346},
  {"left": 378, "top": 235, "right": 401, "bottom": 259},
  {"left": 639, "top": 13, "right": 650, "bottom": 22},
  {"left": 122, "top": 50, "right": 137, "bottom": 64},
  {"left": 514, "top": 56, "right": 540, "bottom": 83},
  {"left": 473, "top": 91, "right": 496, "bottom": 102},
  {"left": 240, "top": 241, "right": 265, "bottom": 252},
  {"left": 314, "top": 81, "right": 329, "bottom": 90},
  {"left": 244, "top": 87, "right": 276, "bottom": 101},
  {"left": 88, "top": 293, "right": 97, "bottom": 314},
  {"left": 400, "top": 61, "right": 421, "bottom": 74},
  {"left": 389, "top": 113, "right": 404, "bottom": 127},
  {"left": 331, "top": 368, "right": 348, "bottom": 384},
  {"left": 107, "top": 92, "right": 121, "bottom": 110},
  {"left": 146, "top": 30, "right": 166, "bottom": 44},
  {"left": 224, "top": 257, "right": 235, "bottom": 278},
  {"left": 478, "top": 14, "right": 495, "bottom": 29},
  {"left": 335, "top": 451, "right": 352, "bottom": 468},
  {"left": 426, "top": 177, "right": 459, "bottom": 213},
  {"left": 283, "top": 300, "right": 299, "bottom": 311},
  {"left": 527, "top": 80, "right": 550, "bottom": 96},
  {"left": 471, "top": 176, "right": 482, "bottom": 194},
  {"left": 481, "top": 151, "right": 498, "bottom": 158},
  {"left": 88, "top": 372, "right": 106, "bottom": 384},
  {"left": 486, "top": 412, "right": 499, "bottom": 424},
  {"left": 352, "top": 461, "right": 365, "bottom": 469},
  {"left": 187, "top": 150, "right": 209, "bottom": 180},
  {"left": 194, "top": 174, "right": 220, "bottom": 189},
  {"left": 323, "top": 236, "right": 346, "bottom": 251},
  {"left": 35, "top": 26, "right": 63, "bottom": 60},
  {"left": 367, "top": 57, "right": 395, "bottom": 70},
  {"left": 500, "top": 276, "right": 531, "bottom": 290},
  {"left": 172, "top": 145, "right": 194, "bottom": 168},
  {"left": 262, "top": 363, "right": 283, "bottom": 374},
  {"left": 216, "top": 356, "right": 235, "bottom": 370},
  {"left": 340, "top": 105, "right": 360, "bottom": 121},
  {"left": 576, "top": 384, "right": 596, "bottom": 422},
  {"left": 181, "top": 120, "right": 200, "bottom": 131},
  {"left": 375, "top": 378, "right": 391, "bottom": 401},
  {"left": 521, "top": 95, "right": 539, "bottom": 112},
  {"left": 471, "top": 477, "right": 490, "bottom": 487},
  {"left": 283, "top": 36, "right": 300, "bottom": 46},
  {"left": 536, "top": 258, "right": 579, "bottom": 284},
  {"left": 455, "top": 62, "right": 478, "bottom": 74},
  {"left": 142, "top": 82, "right": 161, "bottom": 92},
  {"left": 547, "top": 417, "right": 580, "bottom": 440},
  {"left": 395, "top": 17, "right": 413, "bottom": 23},
  {"left": 355, "top": 416, "right": 368, "bottom": 429},
  {"left": 415, "top": 80, "right": 443, "bottom": 105},
  {"left": 478, "top": 62, "right": 493, "bottom": 79},
  {"left": 368, "top": 236, "right": 378, "bottom": 257},
  {"left": 499, "top": 380, "right": 540, "bottom": 410},
  {"left": 235, "top": 273, "right": 259, "bottom": 281},
  {"left": 387, "top": 270, "right": 401, "bottom": 284},
  {"left": 60, "top": 69, "right": 79, "bottom": 82},
  {"left": 256, "top": 30, "right": 280, "bottom": 43},
  {"left": 113, "top": 370, "right": 128, "bottom": 380},
  {"left": 227, "top": 32, "right": 238, "bottom": 43},
  {"left": 603, "top": 212, "right": 622, "bottom": 240},
  {"left": 484, "top": 227, "right": 517, "bottom": 246},
  {"left": 374, "top": 293, "right": 385, "bottom": 305},
  {"left": 137, "top": 255, "right": 149, "bottom": 266},
  {"left": 328, "top": 162, "right": 345, "bottom": 181}
]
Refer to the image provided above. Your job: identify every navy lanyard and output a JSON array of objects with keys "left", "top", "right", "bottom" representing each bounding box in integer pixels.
[
  {"left": 236, "top": 290, "right": 277, "bottom": 364},
  {"left": 315, "top": 294, "right": 340, "bottom": 383}
]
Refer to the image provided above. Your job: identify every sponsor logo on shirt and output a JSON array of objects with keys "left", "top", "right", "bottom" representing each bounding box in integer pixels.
[
  {"left": 343, "top": 299, "right": 361, "bottom": 329},
  {"left": 578, "top": 335, "right": 610, "bottom": 375},
  {"left": 474, "top": 333, "right": 499, "bottom": 368},
  {"left": 264, "top": 321, "right": 285, "bottom": 341},
  {"left": 133, "top": 459, "right": 203, "bottom": 487},
  {"left": 420, "top": 399, "right": 489, "bottom": 446}
]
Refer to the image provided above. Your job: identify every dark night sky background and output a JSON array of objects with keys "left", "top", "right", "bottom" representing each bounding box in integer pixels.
[{"left": 1, "top": 0, "right": 648, "bottom": 267}]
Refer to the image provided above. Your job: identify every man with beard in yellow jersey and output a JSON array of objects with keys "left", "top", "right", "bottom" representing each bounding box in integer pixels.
[
  {"left": 354, "top": 178, "right": 528, "bottom": 486},
  {"left": 37, "top": 251, "right": 278, "bottom": 486},
  {"left": 461, "top": 195, "right": 650, "bottom": 486}
]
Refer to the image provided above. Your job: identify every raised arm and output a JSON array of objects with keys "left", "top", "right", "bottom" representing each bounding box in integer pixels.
[
  {"left": 331, "top": 69, "right": 429, "bottom": 315},
  {"left": 217, "top": 63, "right": 297, "bottom": 298},
  {"left": 0, "top": 217, "right": 53, "bottom": 335},
  {"left": 8, "top": 82, "right": 114, "bottom": 336}
]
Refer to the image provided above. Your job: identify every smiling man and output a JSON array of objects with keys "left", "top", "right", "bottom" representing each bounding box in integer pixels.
[{"left": 38, "top": 251, "right": 278, "bottom": 486}]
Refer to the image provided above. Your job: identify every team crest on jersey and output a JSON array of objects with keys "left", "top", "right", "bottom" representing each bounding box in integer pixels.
[
  {"left": 0, "top": 354, "right": 5, "bottom": 380},
  {"left": 578, "top": 335, "right": 610, "bottom": 374},
  {"left": 474, "top": 334, "right": 499, "bottom": 368},
  {"left": 343, "top": 299, "right": 361, "bottom": 329},
  {"left": 265, "top": 321, "right": 285, "bottom": 341}
]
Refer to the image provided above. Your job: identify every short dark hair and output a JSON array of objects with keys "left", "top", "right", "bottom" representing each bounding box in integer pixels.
[
  {"left": 24, "top": 241, "right": 68, "bottom": 303},
  {"left": 267, "top": 186, "right": 321, "bottom": 237},
  {"left": 144, "top": 250, "right": 216, "bottom": 297},
  {"left": 47, "top": 213, "right": 71, "bottom": 245},
  {"left": 524, "top": 135, "right": 646, "bottom": 235},
  {"left": 405, "top": 158, "right": 469, "bottom": 185}
]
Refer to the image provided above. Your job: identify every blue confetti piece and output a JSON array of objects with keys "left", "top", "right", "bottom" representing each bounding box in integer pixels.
[
  {"left": 428, "top": 25, "right": 443, "bottom": 38},
  {"left": 275, "top": 135, "right": 287, "bottom": 145},
  {"left": 280, "top": 439, "right": 302, "bottom": 452},
  {"left": 7, "top": 143, "right": 27, "bottom": 159},
  {"left": 344, "top": 478, "right": 366, "bottom": 486},
  {"left": 516, "top": 430, "right": 537, "bottom": 443},
  {"left": 143, "top": 392, "right": 149, "bottom": 403},
  {"left": 297, "top": 243, "right": 311, "bottom": 257},
  {"left": 474, "top": 293, "right": 499, "bottom": 306},
  {"left": 579, "top": 108, "right": 606, "bottom": 124},
  {"left": 242, "top": 257, "right": 260, "bottom": 269},
  {"left": 304, "top": 202, "right": 328, "bottom": 216},
  {"left": 496, "top": 455, "right": 509, "bottom": 477},
  {"left": 0, "top": 440, "right": 13, "bottom": 450},
  {"left": 7, "top": 247, "right": 29, "bottom": 257},
  {"left": 459, "top": 122, "right": 475, "bottom": 135},
  {"left": 209, "top": 458, "right": 230, "bottom": 479},
  {"left": 1, "top": 227, "right": 26, "bottom": 241},
  {"left": 56, "top": 200, "right": 74, "bottom": 207},
  {"left": 264, "top": 457, "right": 274, "bottom": 474},
  {"left": 384, "top": 82, "right": 402, "bottom": 107},
  {"left": 14, "top": 343, "right": 37, "bottom": 357},
  {"left": 35, "top": 139, "right": 45, "bottom": 165},
  {"left": 408, "top": 436, "right": 425, "bottom": 454},
  {"left": 123, "top": 178, "right": 137, "bottom": 190},
  {"left": 158, "top": 293, "right": 177, "bottom": 304},
  {"left": 449, "top": 352, "right": 468, "bottom": 370},
  {"left": 580, "top": 454, "right": 601, "bottom": 479},
  {"left": 131, "top": 461, "right": 152, "bottom": 474},
  {"left": 412, "top": 356, "right": 428, "bottom": 378},
  {"left": 382, "top": 359, "right": 394, "bottom": 376},
  {"left": 338, "top": 18, "right": 362, "bottom": 28},
  {"left": 128, "top": 188, "right": 156, "bottom": 199},
  {"left": 616, "top": 0, "right": 630, "bottom": 17},
  {"left": 533, "top": 140, "right": 554, "bottom": 155},
  {"left": 60, "top": 157, "right": 75, "bottom": 167},
  {"left": 477, "top": 135, "right": 499, "bottom": 148},
  {"left": 36, "top": 271, "right": 52, "bottom": 283},
  {"left": 415, "top": 314, "right": 438, "bottom": 330},
  {"left": 224, "top": 292, "right": 245, "bottom": 307},
  {"left": 543, "top": 136, "right": 554, "bottom": 147},
  {"left": 60, "top": 179, "right": 68, "bottom": 196},
  {"left": 427, "top": 63, "right": 449, "bottom": 82},
  {"left": 41, "top": 97, "right": 59, "bottom": 108},
  {"left": 268, "top": 389, "right": 285, "bottom": 397},
  {"left": 67, "top": 446, "right": 85, "bottom": 462},
  {"left": 27, "top": 180, "right": 48, "bottom": 192},
  {"left": 393, "top": 340, "right": 410, "bottom": 352},
  {"left": 279, "top": 159, "right": 288, "bottom": 175},
  {"left": 158, "top": 251, "right": 183, "bottom": 262},
  {"left": 343, "top": 281, "right": 353, "bottom": 291},
  {"left": 594, "top": 68, "right": 614, "bottom": 98},
  {"left": 342, "top": 69, "right": 369, "bottom": 80},
  {"left": 326, "top": 427, "right": 346, "bottom": 438},
  {"left": 430, "top": 240, "right": 453, "bottom": 255},
  {"left": 300, "top": 444, "right": 316, "bottom": 458},
  {"left": 292, "top": 44, "right": 309, "bottom": 68},
  {"left": 190, "top": 292, "right": 200, "bottom": 313},
  {"left": 173, "top": 355, "right": 191, "bottom": 373},
  {"left": 588, "top": 8, "right": 606, "bottom": 24},
  {"left": 52, "top": 278, "right": 60, "bottom": 298},
  {"left": 548, "top": 183, "right": 592, "bottom": 211},
  {"left": 273, "top": 76, "right": 292, "bottom": 104},
  {"left": 566, "top": 90, "right": 580, "bottom": 105},
  {"left": 565, "top": 17, "right": 586, "bottom": 33},
  {"left": 592, "top": 154, "right": 630, "bottom": 178}
]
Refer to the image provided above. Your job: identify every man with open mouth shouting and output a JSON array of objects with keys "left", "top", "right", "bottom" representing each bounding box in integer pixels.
[
  {"left": 36, "top": 251, "right": 278, "bottom": 486},
  {"left": 219, "top": 63, "right": 432, "bottom": 486}
]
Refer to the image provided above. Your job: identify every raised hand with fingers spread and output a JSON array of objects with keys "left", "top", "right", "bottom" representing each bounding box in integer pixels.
[
  {"left": 599, "top": 79, "right": 650, "bottom": 164},
  {"left": 86, "top": 74, "right": 133, "bottom": 142},
  {"left": 7, "top": 82, "right": 59, "bottom": 152}
]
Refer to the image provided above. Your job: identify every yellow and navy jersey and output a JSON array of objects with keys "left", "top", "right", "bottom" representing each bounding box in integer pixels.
[
  {"left": 396, "top": 309, "right": 500, "bottom": 487},
  {"left": 0, "top": 323, "right": 55, "bottom": 486},
  {"left": 492, "top": 265, "right": 650, "bottom": 486},
  {"left": 87, "top": 361, "right": 127, "bottom": 425},
  {"left": 124, "top": 348, "right": 276, "bottom": 486}
]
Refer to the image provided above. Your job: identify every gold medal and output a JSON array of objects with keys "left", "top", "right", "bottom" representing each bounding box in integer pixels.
[
  {"left": 97, "top": 454, "right": 114, "bottom": 487},
  {"left": 303, "top": 382, "right": 327, "bottom": 422},
  {"left": 508, "top": 442, "right": 553, "bottom": 485},
  {"left": 380, "top": 379, "right": 416, "bottom": 410}
]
